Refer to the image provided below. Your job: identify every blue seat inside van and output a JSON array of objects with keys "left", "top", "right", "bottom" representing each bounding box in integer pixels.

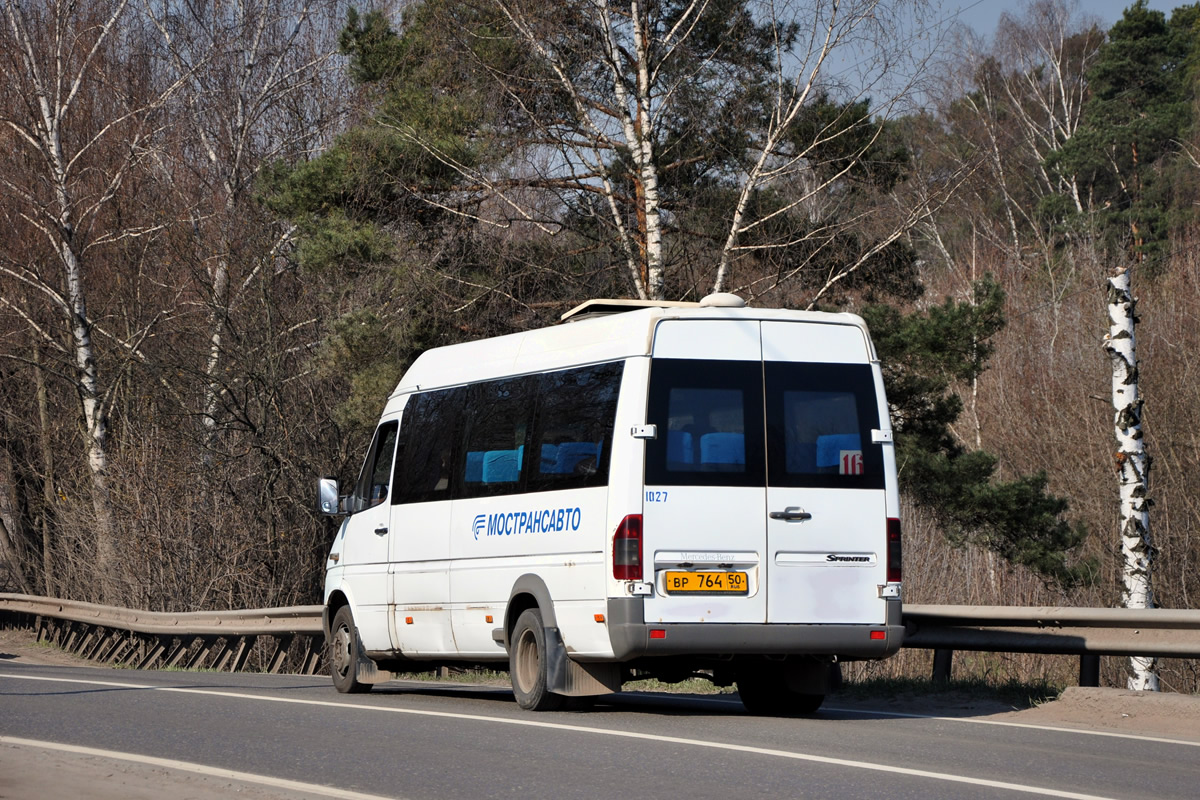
[
  {"left": 700, "top": 432, "right": 745, "bottom": 465},
  {"left": 465, "top": 450, "right": 484, "bottom": 483},
  {"left": 666, "top": 430, "right": 693, "bottom": 464},
  {"left": 815, "top": 434, "right": 861, "bottom": 467},
  {"left": 482, "top": 447, "right": 523, "bottom": 483},
  {"left": 555, "top": 442, "right": 599, "bottom": 473}
]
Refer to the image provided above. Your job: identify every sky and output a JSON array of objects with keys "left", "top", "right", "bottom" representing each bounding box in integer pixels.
[
  {"left": 825, "top": 0, "right": 1185, "bottom": 112},
  {"left": 954, "top": 0, "right": 1179, "bottom": 37}
]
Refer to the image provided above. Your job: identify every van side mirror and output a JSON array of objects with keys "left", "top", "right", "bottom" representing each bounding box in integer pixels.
[{"left": 318, "top": 477, "right": 345, "bottom": 516}]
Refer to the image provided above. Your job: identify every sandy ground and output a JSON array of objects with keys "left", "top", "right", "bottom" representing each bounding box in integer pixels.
[
  {"left": 0, "top": 743, "right": 346, "bottom": 800},
  {"left": 828, "top": 685, "right": 1200, "bottom": 741},
  {"left": 3, "top": 628, "right": 1199, "bottom": 799}
]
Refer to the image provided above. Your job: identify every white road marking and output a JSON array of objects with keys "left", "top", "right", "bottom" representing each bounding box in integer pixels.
[
  {"left": 1, "top": 672, "right": 1123, "bottom": 799},
  {"left": 0, "top": 734, "right": 398, "bottom": 800}
]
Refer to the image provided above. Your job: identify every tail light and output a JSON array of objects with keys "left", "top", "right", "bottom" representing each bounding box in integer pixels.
[
  {"left": 613, "top": 514, "right": 643, "bottom": 581},
  {"left": 886, "top": 517, "right": 902, "bottom": 583}
]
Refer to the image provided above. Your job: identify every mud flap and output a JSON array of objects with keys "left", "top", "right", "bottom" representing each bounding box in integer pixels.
[
  {"left": 543, "top": 626, "right": 621, "bottom": 697},
  {"left": 355, "top": 650, "right": 395, "bottom": 685}
]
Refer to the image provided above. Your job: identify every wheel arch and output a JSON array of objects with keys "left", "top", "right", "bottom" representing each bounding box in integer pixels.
[
  {"left": 323, "top": 588, "right": 352, "bottom": 639},
  {"left": 504, "top": 574, "right": 557, "bottom": 650}
]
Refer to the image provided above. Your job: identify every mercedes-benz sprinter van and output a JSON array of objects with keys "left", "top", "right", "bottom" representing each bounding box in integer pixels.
[{"left": 319, "top": 293, "right": 903, "bottom": 714}]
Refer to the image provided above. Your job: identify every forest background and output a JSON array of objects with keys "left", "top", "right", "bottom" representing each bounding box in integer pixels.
[{"left": 1, "top": 0, "right": 1198, "bottom": 692}]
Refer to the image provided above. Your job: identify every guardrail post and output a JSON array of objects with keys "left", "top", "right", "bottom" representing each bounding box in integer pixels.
[
  {"left": 207, "top": 637, "right": 231, "bottom": 671},
  {"left": 303, "top": 638, "right": 323, "bottom": 675},
  {"left": 266, "top": 635, "right": 294, "bottom": 674},
  {"left": 101, "top": 633, "right": 135, "bottom": 665},
  {"left": 932, "top": 649, "right": 954, "bottom": 684},
  {"left": 293, "top": 636, "right": 318, "bottom": 676},
  {"left": 1079, "top": 655, "right": 1100, "bottom": 687},
  {"left": 164, "top": 637, "right": 192, "bottom": 669},
  {"left": 79, "top": 626, "right": 106, "bottom": 660},
  {"left": 184, "top": 636, "right": 218, "bottom": 670},
  {"left": 137, "top": 636, "right": 170, "bottom": 669},
  {"left": 228, "top": 636, "right": 256, "bottom": 672}
]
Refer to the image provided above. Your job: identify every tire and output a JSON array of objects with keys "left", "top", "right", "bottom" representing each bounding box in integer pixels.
[
  {"left": 509, "top": 608, "right": 565, "bottom": 711},
  {"left": 736, "top": 662, "right": 824, "bottom": 716},
  {"left": 328, "top": 605, "right": 372, "bottom": 694}
]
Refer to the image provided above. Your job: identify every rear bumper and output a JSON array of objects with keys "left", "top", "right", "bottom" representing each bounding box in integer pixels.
[{"left": 603, "top": 597, "right": 904, "bottom": 660}]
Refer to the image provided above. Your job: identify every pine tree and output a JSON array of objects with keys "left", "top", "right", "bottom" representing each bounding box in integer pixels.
[{"left": 863, "top": 278, "right": 1093, "bottom": 588}]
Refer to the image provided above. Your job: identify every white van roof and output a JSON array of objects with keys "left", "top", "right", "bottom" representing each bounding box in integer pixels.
[{"left": 390, "top": 302, "right": 872, "bottom": 398}]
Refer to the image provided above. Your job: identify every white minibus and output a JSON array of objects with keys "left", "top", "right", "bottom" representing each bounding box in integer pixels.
[{"left": 318, "top": 293, "right": 903, "bottom": 713}]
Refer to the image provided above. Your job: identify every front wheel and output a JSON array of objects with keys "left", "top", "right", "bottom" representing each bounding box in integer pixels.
[
  {"left": 509, "top": 608, "right": 565, "bottom": 711},
  {"left": 328, "top": 605, "right": 372, "bottom": 694}
]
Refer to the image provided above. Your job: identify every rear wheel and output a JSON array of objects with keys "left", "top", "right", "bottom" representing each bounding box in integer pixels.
[
  {"left": 509, "top": 608, "right": 565, "bottom": 711},
  {"left": 736, "top": 661, "right": 825, "bottom": 715},
  {"left": 328, "top": 606, "right": 372, "bottom": 694}
]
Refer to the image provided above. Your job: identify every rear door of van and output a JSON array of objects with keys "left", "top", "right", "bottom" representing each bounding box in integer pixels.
[
  {"left": 642, "top": 319, "right": 767, "bottom": 624},
  {"left": 641, "top": 317, "right": 889, "bottom": 627},
  {"left": 761, "top": 321, "right": 888, "bottom": 625}
]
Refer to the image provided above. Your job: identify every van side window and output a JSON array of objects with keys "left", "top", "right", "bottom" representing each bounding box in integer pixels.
[
  {"left": 460, "top": 377, "right": 533, "bottom": 497},
  {"left": 394, "top": 389, "right": 463, "bottom": 504},
  {"left": 528, "top": 362, "right": 623, "bottom": 491},
  {"left": 644, "top": 359, "right": 766, "bottom": 487},
  {"left": 354, "top": 421, "right": 398, "bottom": 510},
  {"left": 395, "top": 361, "right": 623, "bottom": 503}
]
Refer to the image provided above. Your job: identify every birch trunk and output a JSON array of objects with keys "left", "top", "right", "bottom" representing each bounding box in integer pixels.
[
  {"left": 64, "top": 234, "right": 123, "bottom": 603},
  {"left": 1104, "top": 266, "right": 1158, "bottom": 691},
  {"left": 2, "top": 0, "right": 133, "bottom": 603},
  {"left": 630, "top": 0, "right": 664, "bottom": 300}
]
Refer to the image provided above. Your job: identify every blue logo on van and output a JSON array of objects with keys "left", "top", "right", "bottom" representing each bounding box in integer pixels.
[{"left": 474, "top": 508, "right": 582, "bottom": 540}]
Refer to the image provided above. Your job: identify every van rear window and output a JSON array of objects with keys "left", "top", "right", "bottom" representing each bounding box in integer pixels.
[
  {"left": 645, "top": 359, "right": 883, "bottom": 489},
  {"left": 765, "top": 362, "right": 884, "bottom": 490},
  {"left": 644, "top": 360, "right": 765, "bottom": 487}
]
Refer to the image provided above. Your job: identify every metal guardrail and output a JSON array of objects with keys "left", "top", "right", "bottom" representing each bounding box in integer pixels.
[
  {"left": 0, "top": 594, "right": 324, "bottom": 674},
  {"left": 2, "top": 594, "right": 1198, "bottom": 682},
  {"left": 901, "top": 603, "right": 1200, "bottom": 686},
  {"left": 903, "top": 604, "right": 1200, "bottom": 658}
]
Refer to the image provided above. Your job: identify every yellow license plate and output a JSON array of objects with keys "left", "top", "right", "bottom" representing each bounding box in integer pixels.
[{"left": 664, "top": 571, "right": 748, "bottom": 594}]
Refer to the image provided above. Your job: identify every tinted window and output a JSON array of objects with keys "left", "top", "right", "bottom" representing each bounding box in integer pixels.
[
  {"left": 395, "top": 362, "right": 624, "bottom": 503},
  {"left": 393, "top": 389, "right": 463, "bottom": 504},
  {"left": 354, "top": 421, "right": 398, "bottom": 510},
  {"left": 765, "top": 362, "right": 883, "bottom": 489},
  {"left": 459, "top": 377, "right": 534, "bottom": 498},
  {"left": 528, "top": 362, "right": 623, "bottom": 492},
  {"left": 644, "top": 359, "right": 765, "bottom": 487}
]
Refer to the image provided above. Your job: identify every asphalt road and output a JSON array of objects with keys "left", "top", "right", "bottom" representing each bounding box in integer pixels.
[{"left": 2, "top": 662, "right": 1198, "bottom": 800}]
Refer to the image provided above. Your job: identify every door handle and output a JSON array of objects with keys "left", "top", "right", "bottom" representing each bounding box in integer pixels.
[
  {"left": 374, "top": 527, "right": 389, "bottom": 536},
  {"left": 769, "top": 507, "right": 812, "bottom": 522}
]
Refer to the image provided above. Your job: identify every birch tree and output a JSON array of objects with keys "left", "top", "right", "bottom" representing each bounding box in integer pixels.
[
  {"left": 0, "top": 0, "right": 184, "bottom": 602},
  {"left": 140, "top": 0, "right": 345, "bottom": 455},
  {"left": 343, "top": 0, "right": 936, "bottom": 302},
  {"left": 916, "top": 1, "right": 1101, "bottom": 276},
  {"left": 1104, "top": 268, "right": 1156, "bottom": 691},
  {"left": 1053, "top": 1, "right": 1196, "bottom": 690}
]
